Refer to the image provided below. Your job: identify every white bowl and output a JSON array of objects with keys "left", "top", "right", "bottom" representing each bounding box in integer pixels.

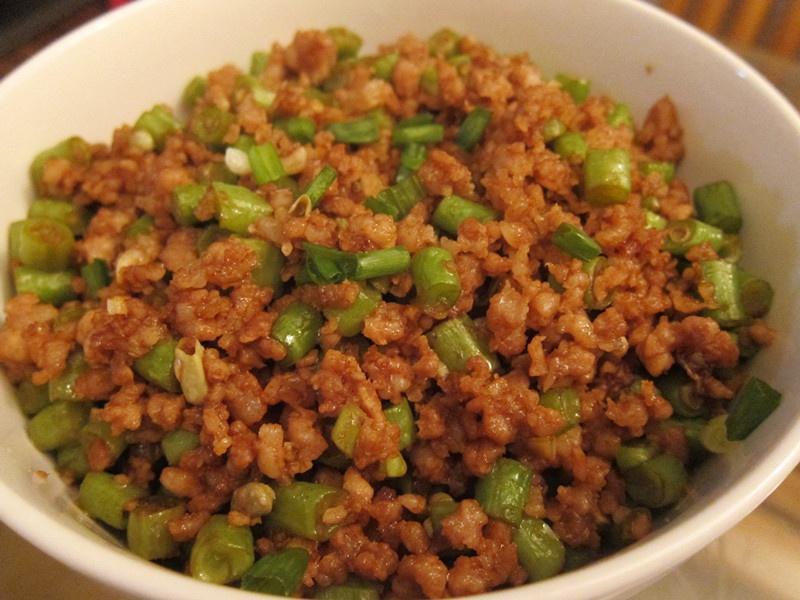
[{"left": 1, "top": 0, "right": 799, "bottom": 598}]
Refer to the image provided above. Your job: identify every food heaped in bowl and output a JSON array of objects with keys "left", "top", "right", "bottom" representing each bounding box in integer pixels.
[{"left": 0, "top": 20, "right": 784, "bottom": 598}]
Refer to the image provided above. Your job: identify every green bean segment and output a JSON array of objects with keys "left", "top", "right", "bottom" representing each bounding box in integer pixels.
[
  {"left": 693, "top": 180, "right": 742, "bottom": 233},
  {"left": 432, "top": 195, "right": 497, "bottom": 236},
  {"left": 332, "top": 403, "right": 366, "bottom": 457},
  {"left": 539, "top": 388, "right": 581, "bottom": 430},
  {"left": 79, "top": 472, "right": 147, "bottom": 529},
  {"left": 271, "top": 302, "right": 323, "bottom": 367},
  {"left": 427, "top": 315, "right": 498, "bottom": 373},
  {"left": 328, "top": 115, "right": 380, "bottom": 145},
  {"left": 266, "top": 481, "right": 346, "bottom": 541},
  {"left": 663, "top": 219, "right": 724, "bottom": 255},
  {"left": 15, "top": 217, "right": 74, "bottom": 272},
  {"left": 476, "top": 458, "right": 533, "bottom": 525},
  {"left": 191, "top": 105, "right": 235, "bottom": 146},
  {"left": 583, "top": 148, "right": 632, "bottom": 205},
  {"left": 213, "top": 182, "right": 272, "bottom": 234},
  {"left": 28, "top": 198, "right": 88, "bottom": 235},
  {"left": 134, "top": 105, "right": 181, "bottom": 150},
  {"left": 383, "top": 398, "right": 416, "bottom": 450},
  {"left": 411, "top": 246, "right": 461, "bottom": 310},
  {"left": 457, "top": 107, "right": 492, "bottom": 151},
  {"left": 553, "top": 132, "right": 587, "bottom": 160},
  {"left": 555, "top": 73, "right": 590, "bottom": 103},
  {"left": 314, "top": 579, "right": 380, "bottom": 600},
  {"left": 30, "top": 136, "right": 91, "bottom": 193},
  {"left": 365, "top": 175, "right": 426, "bottom": 220},
  {"left": 725, "top": 377, "right": 781, "bottom": 441},
  {"left": 15, "top": 380, "right": 49, "bottom": 416},
  {"left": 325, "top": 285, "right": 381, "bottom": 337},
  {"left": 242, "top": 547, "right": 310, "bottom": 595},
  {"left": 190, "top": 514, "right": 254, "bottom": 584},
  {"left": 28, "top": 401, "right": 90, "bottom": 451},
  {"left": 623, "top": 454, "right": 687, "bottom": 508},
  {"left": 162, "top": 429, "right": 200, "bottom": 465},
  {"left": 514, "top": 518, "right": 565, "bottom": 582},
  {"left": 128, "top": 498, "right": 186, "bottom": 560},
  {"left": 552, "top": 223, "right": 601, "bottom": 261}
]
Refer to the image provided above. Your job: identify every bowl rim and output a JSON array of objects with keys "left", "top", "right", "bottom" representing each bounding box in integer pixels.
[{"left": 1, "top": 0, "right": 800, "bottom": 599}]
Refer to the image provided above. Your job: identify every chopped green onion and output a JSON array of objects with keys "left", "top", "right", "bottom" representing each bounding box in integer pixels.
[
  {"left": 365, "top": 174, "right": 426, "bottom": 220},
  {"left": 541, "top": 118, "right": 567, "bottom": 143},
  {"left": 700, "top": 260, "right": 747, "bottom": 327},
  {"left": 411, "top": 246, "right": 461, "bottom": 310},
  {"left": 190, "top": 514, "right": 254, "bottom": 584},
  {"left": 14, "top": 267, "right": 76, "bottom": 306},
  {"left": 134, "top": 338, "right": 180, "bottom": 393},
  {"left": 432, "top": 195, "right": 497, "bottom": 236},
  {"left": 373, "top": 52, "right": 399, "bottom": 81},
  {"left": 456, "top": 107, "right": 492, "bottom": 151},
  {"left": 699, "top": 415, "right": 738, "bottom": 454},
  {"left": 400, "top": 142, "right": 427, "bottom": 173},
  {"left": 28, "top": 198, "right": 88, "bottom": 235},
  {"left": 383, "top": 398, "right": 416, "bottom": 450},
  {"left": 328, "top": 115, "right": 380, "bottom": 145},
  {"left": 182, "top": 75, "right": 207, "bottom": 107},
  {"left": 134, "top": 105, "right": 181, "bottom": 150},
  {"left": 583, "top": 148, "right": 632, "bottom": 205},
  {"left": 552, "top": 223, "right": 601, "bottom": 261},
  {"left": 304, "top": 165, "right": 338, "bottom": 207},
  {"left": 213, "top": 182, "right": 272, "bottom": 234},
  {"left": 640, "top": 161, "right": 675, "bottom": 183},
  {"left": 303, "top": 242, "right": 358, "bottom": 284},
  {"left": 392, "top": 123, "right": 444, "bottom": 146},
  {"left": 266, "top": 481, "right": 345, "bottom": 541},
  {"left": 738, "top": 271, "right": 774, "bottom": 318},
  {"left": 127, "top": 498, "right": 186, "bottom": 560},
  {"left": 427, "top": 315, "right": 498, "bottom": 373},
  {"left": 539, "top": 388, "right": 581, "bottom": 430},
  {"left": 514, "top": 518, "right": 565, "bottom": 582},
  {"left": 552, "top": 131, "right": 588, "bottom": 161},
  {"left": 79, "top": 472, "right": 146, "bottom": 529},
  {"left": 332, "top": 403, "right": 366, "bottom": 457},
  {"left": 662, "top": 218, "right": 724, "bottom": 255},
  {"left": 582, "top": 256, "right": 614, "bottom": 310},
  {"left": 161, "top": 429, "right": 200, "bottom": 465},
  {"left": 242, "top": 548, "right": 310, "bottom": 595},
  {"left": 27, "top": 401, "right": 89, "bottom": 451},
  {"left": 274, "top": 116, "right": 317, "bottom": 144},
  {"left": 607, "top": 103, "right": 633, "bottom": 128},
  {"left": 271, "top": 302, "right": 323, "bottom": 367},
  {"left": 555, "top": 74, "right": 590, "bottom": 104},
  {"left": 623, "top": 454, "right": 687, "bottom": 508},
  {"left": 476, "top": 458, "right": 533, "bottom": 525},
  {"left": 725, "top": 377, "right": 781, "bottom": 441},
  {"left": 250, "top": 50, "right": 270, "bottom": 76},
  {"left": 693, "top": 180, "right": 742, "bottom": 234},
  {"left": 190, "top": 105, "right": 235, "bottom": 146},
  {"left": 324, "top": 284, "right": 381, "bottom": 337},
  {"left": 657, "top": 369, "right": 706, "bottom": 418},
  {"left": 248, "top": 142, "right": 286, "bottom": 185},
  {"left": 354, "top": 247, "right": 411, "bottom": 280}
]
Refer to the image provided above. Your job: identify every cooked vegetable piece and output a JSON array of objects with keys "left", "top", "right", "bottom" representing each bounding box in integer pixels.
[
  {"left": 271, "top": 302, "right": 323, "bottom": 367},
  {"left": 242, "top": 547, "right": 310, "bottom": 595},
  {"left": 79, "top": 472, "right": 146, "bottom": 529},
  {"left": 190, "top": 514, "right": 254, "bottom": 584},
  {"left": 624, "top": 454, "right": 687, "bottom": 508},
  {"left": 266, "top": 481, "right": 345, "bottom": 541},
  {"left": 514, "top": 518, "right": 565, "bottom": 582},
  {"left": 583, "top": 148, "right": 631, "bottom": 205},
  {"left": 552, "top": 223, "right": 601, "bottom": 261},
  {"left": 726, "top": 377, "right": 781, "bottom": 441},
  {"left": 476, "top": 458, "right": 533, "bottom": 525},
  {"left": 427, "top": 315, "right": 499, "bottom": 373},
  {"left": 134, "top": 338, "right": 180, "bottom": 393},
  {"left": 457, "top": 107, "right": 492, "bottom": 151},
  {"left": 127, "top": 498, "right": 186, "bottom": 560},
  {"left": 693, "top": 180, "right": 742, "bottom": 233},
  {"left": 432, "top": 195, "right": 497, "bottom": 236}
]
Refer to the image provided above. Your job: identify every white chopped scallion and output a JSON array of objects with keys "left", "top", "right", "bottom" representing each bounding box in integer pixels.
[{"left": 225, "top": 147, "right": 251, "bottom": 175}]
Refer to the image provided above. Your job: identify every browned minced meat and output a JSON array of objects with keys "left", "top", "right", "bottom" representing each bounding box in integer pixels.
[{"left": 0, "top": 28, "right": 776, "bottom": 599}]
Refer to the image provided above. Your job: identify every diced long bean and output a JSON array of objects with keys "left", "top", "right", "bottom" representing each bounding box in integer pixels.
[
  {"left": 182, "top": 75, "right": 207, "bottom": 106},
  {"left": 242, "top": 547, "right": 310, "bottom": 595},
  {"left": 456, "top": 107, "right": 492, "bottom": 151},
  {"left": 134, "top": 338, "right": 180, "bottom": 393},
  {"left": 392, "top": 123, "right": 444, "bottom": 146},
  {"left": 383, "top": 398, "right": 416, "bottom": 450},
  {"left": 555, "top": 74, "right": 590, "bottom": 103},
  {"left": 411, "top": 246, "right": 461, "bottom": 310},
  {"left": 514, "top": 518, "right": 565, "bottom": 582},
  {"left": 27, "top": 401, "right": 90, "bottom": 451},
  {"left": 248, "top": 142, "right": 286, "bottom": 184},
  {"left": 240, "top": 238, "right": 285, "bottom": 292},
  {"left": 79, "top": 472, "right": 147, "bottom": 529},
  {"left": 738, "top": 271, "right": 774, "bottom": 318},
  {"left": 328, "top": 27, "right": 362, "bottom": 60},
  {"left": 49, "top": 352, "right": 88, "bottom": 402},
  {"left": 428, "top": 492, "right": 458, "bottom": 531},
  {"left": 126, "top": 215, "right": 154, "bottom": 238},
  {"left": 476, "top": 458, "right": 533, "bottom": 525},
  {"left": 191, "top": 105, "right": 235, "bottom": 146},
  {"left": 662, "top": 219, "right": 724, "bottom": 255},
  {"left": 641, "top": 161, "right": 675, "bottom": 183},
  {"left": 80, "top": 420, "right": 128, "bottom": 466},
  {"left": 552, "top": 132, "right": 587, "bottom": 160},
  {"left": 399, "top": 142, "right": 427, "bottom": 174},
  {"left": 644, "top": 210, "right": 667, "bottom": 230},
  {"left": 552, "top": 223, "right": 601, "bottom": 261},
  {"left": 266, "top": 481, "right": 346, "bottom": 541},
  {"left": 354, "top": 247, "right": 411, "bottom": 280},
  {"left": 161, "top": 429, "right": 200, "bottom": 465},
  {"left": 539, "top": 388, "right": 581, "bottom": 430},
  {"left": 701, "top": 260, "right": 747, "bottom": 327},
  {"left": 373, "top": 52, "right": 399, "bottom": 80},
  {"left": 693, "top": 180, "right": 742, "bottom": 233},
  {"left": 15, "top": 380, "right": 49, "bottom": 416},
  {"left": 427, "top": 315, "right": 498, "bottom": 373},
  {"left": 541, "top": 118, "right": 567, "bottom": 142},
  {"left": 190, "top": 514, "right": 254, "bottom": 584},
  {"left": 583, "top": 148, "right": 631, "bottom": 205},
  {"left": 428, "top": 28, "right": 460, "bottom": 57},
  {"left": 328, "top": 115, "right": 380, "bottom": 145},
  {"left": 213, "top": 182, "right": 272, "bottom": 234},
  {"left": 30, "top": 136, "right": 91, "bottom": 193},
  {"left": 172, "top": 183, "right": 206, "bottom": 226},
  {"left": 81, "top": 258, "right": 111, "bottom": 299},
  {"left": 127, "top": 498, "right": 186, "bottom": 560},
  {"left": 324, "top": 285, "right": 381, "bottom": 337},
  {"left": 623, "top": 454, "right": 687, "bottom": 508},
  {"left": 615, "top": 441, "right": 658, "bottom": 472},
  {"left": 275, "top": 116, "right": 317, "bottom": 144},
  {"left": 314, "top": 579, "right": 380, "bottom": 600},
  {"left": 332, "top": 403, "right": 366, "bottom": 457},
  {"left": 432, "top": 195, "right": 497, "bottom": 236},
  {"left": 607, "top": 103, "right": 633, "bottom": 128},
  {"left": 15, "top": 217, "right": 74, "bottom": 271},
  {"left": 231, "top": 482, "right": 276, "bottom": 518},
  {"left": 28, "top": 198, "right": 88, "bottom": 235},
  {"left": 271, "top": 302, "right": 323, "bottom": 367},
  {"left": 14, "top": 267, "right": 76, "bottom": 306},
  {"left": 134, "top": 105, "right": 181, "bottom": 150},
  {"left": 725, "top": 377, "right": 781, "bottom": 441},
  {"left": 56, "top": 443, "right": 89, "bottom": 478}
]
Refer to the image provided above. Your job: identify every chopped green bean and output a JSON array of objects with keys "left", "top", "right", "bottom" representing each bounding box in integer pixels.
[
  {"left": 432, "top": 195, "right": 497, "bottom": 236},
  {"left": 27, "top": 401, "right": 89, "bottom": 451},
  {"left": 552, "top": 131, "right": 587, "bottom": 160},
  {"left": 457, "top": 107, "right": 492, "bottom": 151},
  {"left": 302, "top": 165, "right": 337, "bottom": 208},
  {"left": 542, "top": 118, "right": 567, "bottom": 143},
  {"left": 79, "top": 472, "right": 147, "bottom": 529},
  {"left": 365, "top": 174, "right": 426, "bottom": 220},
  {"left": 738, "top": 271, "right": 774, "bottom": 318},
  {"left": 81, "top": 258, "right": 111, "bottom": 299},
  {"left": 325, "top": 285, "right": 381, "bottom": 337},
  {"left": 657, "top": 368, "right": 706, "bottom": 418},
  {"left": 191, "top": 105, "right": 235, "bottom": 147},
  {"left": 644, "top": 210, "right": 667, "bottom": 230},
  {"left": 182, "top": 75, "right": 207, "bottom": 106},
  {"left": 172, "top": 183, "right": 207, "bottom": 226},
  {"left": 134, "top": 105, "right": 181, "bottom": 150},
  {"left": 15, "top": 380, "right": 49, "bottom": 416},
  {"left": 161, "top": 429, "right": 200, "bottom": 465},
  {"left": 239, "top": 238, "right": 285, "bottom": 292},
  {"left": 640, "top": 161, "right": 675, "bottom": 183},
  {"left": 250, "top": 50, "right": 269, "bottom": 76},
  {"left": 134, "top": 338, "right": 180, "bottom": 393},
  {"left": 552, "top": 223, "right": 601, "bottom": 261},
  {"left": 583, "top": 148, "right": 632, "bottom": 205},
  {"left": 555, "top": 74, "right": 590, "bottom": 103},
  {"left": 190, "top": 514, "right": 254, "bottom": 584},
  {"left": 693, "top": 180, "right": 742, "bottom": 234},
  {"left": 701, "top": 260, "right": 747, "bottom": 327},
  {"left": 14, "top": 267, "right": 76, "bottom": 306},
  {"left": 624, "top": 454, "right": 687, "bottom": 508},
  {"left": 271, "top": 302, "right": 323, "bottom": 367},
  {"left": 15, "top": 217, "right": 74, "bottom": 271},
  {"left": 420, "top": 66, "right": 439, "bottom": 96},
  {"left": 80, "top": 420, "right": 128, "bottom": 465},
  {"left": 266, "top": 481, "right": 346, "bottom": 541},
  {"left": 476, "top": 458, "right": 533, "bottom": 525},
  {"left": 197, "top": 161, "right": 237, "bottom": 185},
  {"left": 428, "top": 28, "right": 460, "bottom": 57},
  {"left": 400, "top": 142, "right": 427, "bottom": 174},
  {"left": 242, "top": 547, "right": 310, "bottom": 595},
  {"left": 615, "top": 441, "right": 658, "bottom": 472},
  {"left": 381, "top": 454, "right": 407, "bottom": 478},
  {"left": 411, "top": 246, "right": 461, "bottom": 310},
  {"left": 56, "top": 443, "right": 89, "bottom": 478},
  {"left": 373, "top": 52, "right": 399, "bottom": 80},
  {"left": 332, "top": 403, "right": 366, "bottom": 457},
  {"left": 328, "top": 115, "right": 380, "bottom": 145},
  {"left": 384, "top": 398, "right": 416, "bottom": 450},
  {"left": 196, "top": 225, "right": 230, "bottom": 254},
  {"left": 539, "top": 388, "right": 581, "bottom": 430},
  {"left": 128, "top": 498, "right": 186, "bottom": 560},
  {"left": 327, "top": 27, "right": 362, "bottom": 60},
  {"left": 28, "top": 198, "right": 87, "bottom": 235},
  {"left": 428, "top": 492, "right": 458, "bottom": 531},
  {"left": 354, "top": 247, "right": 411, "bottom": 280},
  {"left": 314, "top": 579, "right": 380, "bottom": 600},
  {"left": 30, "top": 137, "right": 91, "bottom": 193},
  {"left": 514, "top": 518, "right": 565, "bottom": 582},
  {"left": 699, "top": 415, "right": 738, "bottom": 454},
  {"left": 607, "top": 103, "right": 633, "bottom": 128},
  {"left": 663, "top": 218, "right": 724, "bottom": 255},
  {"left": 274, "top": 116, "right": 317, "bottom": 144},
  {"left": 564, "top": 547, "right": 597, "bottom": 572},
  {"left": 126, "top": 215, "right": 154, "bottom": 238},
  {"left": 392, "top": 123, "right": 444, "bottom": 146},
  {"left": 48, "top": 352, "right": 87, "bottom": 402},
  {"left": 213, "top": 182, "right": 272, "bottom": 234},
  {"left": 248, "top": 142, "right": 286, "bottom": 184},
  {"left": 726, "top": 377, "right": 781, "bottom": 441},
  {"left": 427, "top": 315, "right": 498, "bottom": 373}
]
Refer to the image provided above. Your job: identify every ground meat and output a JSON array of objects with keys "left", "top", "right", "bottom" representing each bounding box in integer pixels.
[{"left": 638, "top": 96, "right": 684, "bottom": 162}]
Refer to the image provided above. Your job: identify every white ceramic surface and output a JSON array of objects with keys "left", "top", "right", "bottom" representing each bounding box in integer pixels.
[{"left": 1, "top": 1, "right": 799, "bottom": 599}]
